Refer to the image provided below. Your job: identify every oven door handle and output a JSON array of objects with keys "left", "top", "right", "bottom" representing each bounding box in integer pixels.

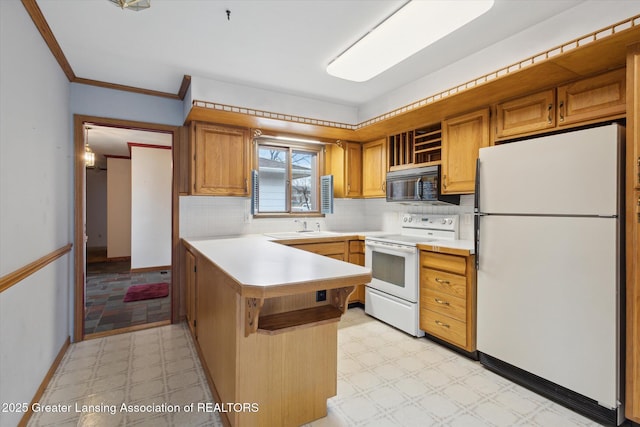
[{"left": 365, "top": 241, "right": 416, "bottom": 254}]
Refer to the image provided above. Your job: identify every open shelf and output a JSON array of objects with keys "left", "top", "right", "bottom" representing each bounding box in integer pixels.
[
  {"left": 389, "top": 122, "right": 441, "bottom": 169},
  {"left": 257, "top": 305, "right": 343, "bottom": 335}
]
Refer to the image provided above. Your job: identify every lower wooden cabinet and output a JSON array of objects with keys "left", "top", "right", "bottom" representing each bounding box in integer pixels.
[
  {"left": 347, "top": 240, "right": 365, "bottom": 304},
  {"left": 184, "top": 247, "right": 197, "bottom": 337},
  {"left": 419, "top": 250, "right": 476, "bottom": 352},
  {"left": 284, "top": 238, "right": 366, "bottom": 304}
]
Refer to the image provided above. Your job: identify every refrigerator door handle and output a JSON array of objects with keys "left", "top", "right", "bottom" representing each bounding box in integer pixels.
[
  {"left": 474, "top": 158, "right": 481, "bottom": 213},
  {"left": 475, "top": 214, "right": 481, "bottom": 270},
  {"left": 475, "top": 158, "right": 481, "bottom": 270}
]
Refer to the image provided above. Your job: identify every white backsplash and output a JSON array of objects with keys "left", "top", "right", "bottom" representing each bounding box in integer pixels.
[{"left": 179, "top": 195, "right": 475, "bottom": 240}]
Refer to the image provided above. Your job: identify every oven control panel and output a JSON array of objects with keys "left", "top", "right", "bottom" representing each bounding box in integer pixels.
[{"left": 401, "top": 214, "right": 458, "bottom": 232}]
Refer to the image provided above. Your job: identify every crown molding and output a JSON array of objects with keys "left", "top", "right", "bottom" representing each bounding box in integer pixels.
[{"left": 20, "top": 0, "right": 191, "bottom": 100}]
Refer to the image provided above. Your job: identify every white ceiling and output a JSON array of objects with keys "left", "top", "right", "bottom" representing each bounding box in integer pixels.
[
  {"left": 37, "top": 0, "right": 587, "bottom": 107},
  {"left": 40, "top": 0, "right": 637, "bottom": 164}
]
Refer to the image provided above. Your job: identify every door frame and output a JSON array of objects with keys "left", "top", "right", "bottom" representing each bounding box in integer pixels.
[{"left": 73, "top": 114, "right": 181, "bottom": 342}]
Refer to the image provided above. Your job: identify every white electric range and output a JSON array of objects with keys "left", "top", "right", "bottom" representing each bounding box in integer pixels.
[{"left": 364, "top": 214, "right": 459, "bottom": 336}]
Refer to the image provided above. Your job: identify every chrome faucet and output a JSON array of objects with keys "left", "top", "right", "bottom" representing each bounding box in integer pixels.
[
  {"left": 316, "top": 222, "right": 321, "bottom": 232},
  {"left": 294, "top": 219, "right": 308, "bottom": 231}
]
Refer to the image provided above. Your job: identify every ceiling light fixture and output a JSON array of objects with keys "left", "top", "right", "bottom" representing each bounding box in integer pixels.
[
  {"left": 326, "top": 0, "right": 495, "bottom": 82},
  {"left": 109, "top": 0, "right": 151, "bottom": 12}
]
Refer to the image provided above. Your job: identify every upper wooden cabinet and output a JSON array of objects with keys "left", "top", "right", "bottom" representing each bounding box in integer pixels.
[
  {"left": 495, "top": 69, "right": 626, "bottom": 141},
  {"left": 191, "top": 122, "right": 250, "bottom": 196},
  {"left": 441, "top": 109, "right": 490, "bottom": 194},
  {"left": 557, "top": 68, "right": 626, "bottom": 127},
  {"left": 327, "top": 142, "right": 362, "bottom": 198},
  {"left": 362, "top": 138, "right": 387, "bottom": 198},
  {"left": 495, "top": 89, "right": 555, "bottom": 139}
]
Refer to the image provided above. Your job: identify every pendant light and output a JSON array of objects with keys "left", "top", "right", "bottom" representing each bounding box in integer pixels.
[{"left": 84, "top": 126, "right": 95, "bottom": 168}]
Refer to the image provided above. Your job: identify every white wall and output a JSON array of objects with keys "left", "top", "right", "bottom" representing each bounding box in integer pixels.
[
  {"left": 107, "top": 158, "right": 132, "bottom": 258},
  {"left": 0, "top": 1, "right": 71, "bottom": 426},
  {"left": 131, "top": 146, "right": 172, "bottom": 269},
  {"left": 70, "top": 83, "right": 184, "bottom": 127},
  {"left": 86, "top": 167, "right": 107, "bottom": 248},
  {"left": 188, "top": 75, "right": 359, "bottom": 125}
]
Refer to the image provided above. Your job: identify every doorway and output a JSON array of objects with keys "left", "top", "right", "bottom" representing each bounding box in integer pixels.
[{"left": 74, "top": 115, "right": 181, "bottom": 342}]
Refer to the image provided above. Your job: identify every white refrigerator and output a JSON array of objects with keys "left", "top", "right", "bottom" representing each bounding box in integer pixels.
[{"left": 475, "top": 124, "right": 624, "bottom": 425}]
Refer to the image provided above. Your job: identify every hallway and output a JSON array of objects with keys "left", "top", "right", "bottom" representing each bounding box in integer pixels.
[{"left": 85, "top": 259, "right": 171, "bottom": 335}]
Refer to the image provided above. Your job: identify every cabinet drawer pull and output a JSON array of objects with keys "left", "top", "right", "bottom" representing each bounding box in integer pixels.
[
  {"left": 435, "top": 278, "right": 450, "bottom": 285},
  {"left": 435, "top": 320, "right": 450, "bottom": 328},
  {"left": 434, "top": 298, "right": 450, "bottom": 306},
  {"left": 559, "top": 101, "right": 564, "bottom": 122},
  {"left": 547, "top": 103, "right": 553, "bottom": 124}
]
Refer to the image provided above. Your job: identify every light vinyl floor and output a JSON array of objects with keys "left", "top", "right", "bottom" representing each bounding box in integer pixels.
[{"left": 29, "top": 308, "right": 602, "bottom": 427}]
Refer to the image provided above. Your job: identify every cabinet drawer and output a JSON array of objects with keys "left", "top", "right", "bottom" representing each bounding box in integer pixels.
[
  {"left": 291, "top": 241, "right": 345, "bottom": 256},
  {"left": 421, "top": 289, "right": 466, "bottom": 322},
  {"left": 421, "top": 268, "right": 466, "bottom": 298},
  {"left": 420, "top": 309, "right": 467, "bottom": 348},
  {"left": 421, "top": 252, "right": 466, "bottom": 275}
]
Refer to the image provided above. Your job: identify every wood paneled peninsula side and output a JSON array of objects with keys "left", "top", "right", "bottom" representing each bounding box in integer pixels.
[{"left": 182, "top": 236, "right": 371, "bottom": 427}]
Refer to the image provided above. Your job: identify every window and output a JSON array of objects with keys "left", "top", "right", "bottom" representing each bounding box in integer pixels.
[{"left": 253, "top": 140, "right": 323, "bottom": 215}]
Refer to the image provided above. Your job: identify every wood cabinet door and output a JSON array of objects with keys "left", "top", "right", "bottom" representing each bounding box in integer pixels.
[
  {"left": 362, "top": 138, "right": 387, "bottom": 198},
  {"left": 495, "top": 89, "right": 555, "bottom": 139},
  {"left": 192, "top": 123, "right": 249, "bottom": 196},
  {"left": 345, "top": 143, "right": 362, "bottom": 197},
  {"left": 185, "top": 249, "right": 196, "bottom": 337},
  {"left": 557, "top": 68, "right": 626, "bottom": 127},
  {"left": 442, "top": 109, "right": 490, "bottom": 194},
  {"left": 626, "top": 44, "right": 640, "bottom": 424}
]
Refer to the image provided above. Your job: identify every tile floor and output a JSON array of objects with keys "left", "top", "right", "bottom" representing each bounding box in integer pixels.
[
  {"left": 85, "top": 262, "right": 171, "bottom": 334},
  {"left": 30, "top": 308, "right": 603, "bottom": 427}
]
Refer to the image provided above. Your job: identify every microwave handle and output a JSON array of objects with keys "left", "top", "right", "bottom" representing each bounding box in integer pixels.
[{"left": 415, "top": 177, "right": 422, "bottom": 200}]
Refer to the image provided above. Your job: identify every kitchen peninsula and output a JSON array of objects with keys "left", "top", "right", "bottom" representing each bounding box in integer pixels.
[{"left": 182, "top": 236, "right": 371, "bottom": 427}]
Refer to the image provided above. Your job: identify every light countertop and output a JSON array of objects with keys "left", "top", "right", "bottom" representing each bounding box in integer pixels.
[
  {"left": 183, "top": 236, "right": 372, "bottom": 298},
  {"left": 417, "top": 239, "right": 475, "bottom": 256}
]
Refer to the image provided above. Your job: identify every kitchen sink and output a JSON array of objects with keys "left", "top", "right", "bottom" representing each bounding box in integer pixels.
[{"left": 264, "top": 231, "right": 343, "bottom": 239}]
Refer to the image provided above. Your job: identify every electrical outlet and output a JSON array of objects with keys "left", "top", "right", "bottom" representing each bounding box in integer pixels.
[{"left": 316, "top": 290, "right": 327, "bottom": 302}]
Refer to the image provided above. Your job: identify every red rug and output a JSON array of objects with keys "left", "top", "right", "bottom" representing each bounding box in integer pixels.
[{"left": 123, "top": 283, "right": 169, "bottom": 302}]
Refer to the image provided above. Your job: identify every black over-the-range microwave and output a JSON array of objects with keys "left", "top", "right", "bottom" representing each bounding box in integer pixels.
[{"left": 385, "top": 165, "right": 460, "bottom": 205}]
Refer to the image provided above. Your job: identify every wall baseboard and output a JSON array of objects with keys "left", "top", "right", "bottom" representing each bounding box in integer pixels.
[
  {"left": 17, "top": 336, "right": 70, "bottom": 427},
  {"left": 130, "top": 265, "right": 171, "bottom": 274}
]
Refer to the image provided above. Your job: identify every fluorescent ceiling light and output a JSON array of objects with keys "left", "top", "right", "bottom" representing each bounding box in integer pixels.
[{"left": 327, "top": 0, "right": 495, "bottom": 82}]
